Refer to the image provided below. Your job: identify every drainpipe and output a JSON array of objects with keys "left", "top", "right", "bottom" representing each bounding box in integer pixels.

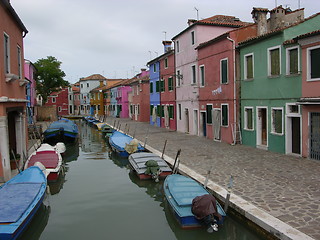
[{"left": 227, "top": 37, "right": 237, "bottom": 144}]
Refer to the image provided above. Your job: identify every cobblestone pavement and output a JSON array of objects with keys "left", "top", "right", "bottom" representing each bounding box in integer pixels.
[{"left": 105, "top": 117, "right": 320, "bottom": 240}]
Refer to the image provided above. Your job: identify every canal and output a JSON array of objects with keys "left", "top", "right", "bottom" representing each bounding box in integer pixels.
[{"left": 21, "top": 121, "right": 266, "bottom": 240}]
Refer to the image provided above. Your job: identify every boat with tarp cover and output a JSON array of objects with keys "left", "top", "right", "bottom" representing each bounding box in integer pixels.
[
  {"left": 109, "top": 131, "right": 145, "bottom": 157},
  {"left": 0, "top": 166, "right": 47, "bottom": 240},
  {"left": 163, "top": 174, "right": 226, "bottom": 229},
  {"left": 43, "top": 118, "right": 78, "bottom": 144}
]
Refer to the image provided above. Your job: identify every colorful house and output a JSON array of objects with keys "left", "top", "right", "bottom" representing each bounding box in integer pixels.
[
  {"left": 172, "top": 15, "right": 249, "bottom": 135},
  {"left": 128, "top": 69, "right": 150, "bottom": 122},
  {"left": 294, "top": 30, "right": 320, "bottom": 160},
  {"left": 0, "top": 0, "right": 29, "bottom": 181},
  {"left": 196, "top": 24, "right": 257, "bottom": 144},
  {"left": 46, "top": 87, "right": 69, "bottom": 116},
  {"left": 68, "top": 83, "right": 80, "bottom": 115},
  {"left": 147, "top": 58, "right": 161, "bottom": 126},
  {"left": 158, "top": 41, "right": 176, "bottom": 130},
  {"left": 239, "top": 7, "right": 320, "bottom": 154},
  {"left": 24, "top": 60, "right": 37, "bottom": 124}
]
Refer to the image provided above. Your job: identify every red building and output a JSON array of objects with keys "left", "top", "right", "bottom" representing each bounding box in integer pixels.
[
  {"left": 159, "top": 41, "right": 176, "bottom": 130},
  {"left": 45, "top": 87, "right": 69, "bottom": 116},
  {"left": 129, "top": 69, "right": 150, "bottom": 122},
  {"left": 196, "top": 24, "right": 257, "bottom": 144}
]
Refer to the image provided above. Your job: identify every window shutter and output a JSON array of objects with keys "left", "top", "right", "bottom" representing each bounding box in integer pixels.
[
  {"left": 311, "top": 48, "right": 320, "bottom": 79},
  {"left": 246, "top": 55, "right": 253, "bottom": 79},
  {"left": 289, "top": 48, "right": 298, "bottom": 74},
  {"left": 221, "top": 59, "right": 228, "bottom": 83},
  {"left": 206, "top": 105, "right": 213, "bottom": 124}
]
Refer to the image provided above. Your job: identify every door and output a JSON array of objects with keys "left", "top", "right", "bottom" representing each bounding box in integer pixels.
[
  {"left": 213, "top": 109, "right": 221, "bottom": 141},
  {"left": 291, "top": 117, "right": 301, "bottom": 154},
  {"left": 310, "top": 112, "right": 320, "bottom": 160},
  {"left": 185, "top": 108, "right": 189, "bottom": 133},
  {"left": 194, "top": 109, "right": 198, "bottom": 135},
  {"left": 257, "top": 107, "right": 267, "bottom": 147},
  {"left": 201, "top": 112, "right": 207, "bottom": 137}
]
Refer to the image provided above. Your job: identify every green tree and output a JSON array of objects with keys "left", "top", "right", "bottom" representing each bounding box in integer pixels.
[{"left": 34, "top": 56, "right": 69, "bottom": 102}]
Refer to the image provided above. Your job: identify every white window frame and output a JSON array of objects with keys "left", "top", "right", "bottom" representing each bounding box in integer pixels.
[
  {"left": 286, "top": 46, "right": 300, "bottom": 76},
  {"left": 220, "top": 58, "right": 228, "bottom": 84},
  {"left": 191, "top": 31, "right": 195, "bottom": 45},
  {"left": 52, "top": 97, "right": 56, "bottom": 103},
  {"left": 307, "top": 45, "right": 320, "bottom": 81},
  {"left": 164, "top": 57, "right": 168, "bottom": 69},
  {"left": 244, "top": 107, "right": 254, "bottom": 131},
  {"left": 244, "top": 53, "right": 254, "bottom": 80},
  {"left": 4, "top": 33, "right": 10, "bottom": 74},
  {"left": 58, "top": 106, "right": 62, "bottom": 112},
  {"left": 191, "top": 65, "right": 196, "bottom": 84},
  {"left": 17, "top": 45, "right": 22, "bottom": 79},
  {"left": 199, "top": 65, "right": 205, "bottom": 87},
  {"left": 221, "top": 103, "right": 229, "bottom": 127},
  {"left": 268, "top": 45, "right": 281, "bottom": 77},
  {"left": 153, "top": 63, "right": 157, "bottom": 73},
  {"left": 271, "top": 107, "right": 284, "bottom": 135}
]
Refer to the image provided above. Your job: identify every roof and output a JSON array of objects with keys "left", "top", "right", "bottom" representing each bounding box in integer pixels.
[
  {"left": 0, "top": 0, "right": 28, "bottom": 35},
  {"left": 172, "top": 15, "right": 251, "bottom": 40},
  {"left": 91, "top": 79, "right": 127, "bottom": 92},
  {"left": 238, "top": 12, "right": 320, "bottom": 47},
  {"left": 147, "top": 49, "right": 174, "bottom": 65},
  {"left": 293, "top": 29, "right": 320, "bottom": 41},
  {"left": 80, "top": 74, "right": 107, "bottom": 81}
]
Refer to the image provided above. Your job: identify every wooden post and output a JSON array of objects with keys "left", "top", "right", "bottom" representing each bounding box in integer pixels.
[
  {"left": 172, "top": 149, "right": 181, "bottom": 174},
  {"left": 161, "top": 140, "right": 167, "bottom": 159}
]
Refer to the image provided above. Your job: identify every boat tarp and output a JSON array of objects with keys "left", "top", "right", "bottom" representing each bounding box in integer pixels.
[
  {"left": 28, "top": 151, "right": 59, "bottom": 168},
  {"left": 0, "top": 183, "right": 42, "bottom": 223}
]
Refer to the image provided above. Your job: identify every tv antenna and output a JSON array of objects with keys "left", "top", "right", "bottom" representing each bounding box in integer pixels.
[
  {"left": 194, "top": 7, "right": 199, "bottom": 20},
  {"left": 163, "top": 31, "right": 167, "bottom": 41}
]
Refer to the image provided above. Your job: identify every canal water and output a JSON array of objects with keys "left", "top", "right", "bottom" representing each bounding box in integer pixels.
[{"left": 21, "top": 121, "right": 265, "bottom": 240}]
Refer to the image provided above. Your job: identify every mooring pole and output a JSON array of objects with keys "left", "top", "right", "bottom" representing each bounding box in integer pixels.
[
  {"left": 172, "top": 149, "right": 181, "bottom": 174},
  {"left": 224, "top": 175, "right": 233, "bottom": 213},
  {"left": 161, "top": 140, "right": 167, "bottom": 159},
  {"left": 204, "top": 168, "right": 212, "bottom": 188}
]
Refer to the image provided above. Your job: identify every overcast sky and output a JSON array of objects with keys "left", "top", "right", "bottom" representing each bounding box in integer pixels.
[{"left": 12, "top": 0, "right": 320, "bottom": 83}]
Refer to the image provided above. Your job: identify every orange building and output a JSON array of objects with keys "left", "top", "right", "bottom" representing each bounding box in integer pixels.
[{"left": 0, "top": 0, "right": 29, "bottom": 182}]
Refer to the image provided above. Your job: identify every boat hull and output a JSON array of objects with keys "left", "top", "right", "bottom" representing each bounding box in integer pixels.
[
  {"left": 0, "top": 167, "right": 47, "bottom": 240},
  {"left": 44, "top": 118, "right": 78, "bottom": 144},
  {"left": 109, "top": 131, "right": 145, "bottom": 157}
]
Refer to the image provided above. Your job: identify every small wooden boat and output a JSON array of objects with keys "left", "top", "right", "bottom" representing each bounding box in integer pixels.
[
  {"left": 128, "top": 152, "right": 172, "bottom": 181},
  {"left": 109, "top": 131, "right": 145, "bottom": 157},
  {"left": 0, "top": 166, "right": 47, "bottom": 240},
  {"left": 163, "top": 174, "right": 226, "bottom": 229},
  {"left": 94, "top": 122, "right": 107, "bottom": 130},
  {"left": 101, "top": 124, "right": 115, "bottom": 138},
  {"left": 25, "top": 143, "right": 64, "bottom": 182},
  {"left": 43, "top": 118, "right": 78, "bottom": 144}
]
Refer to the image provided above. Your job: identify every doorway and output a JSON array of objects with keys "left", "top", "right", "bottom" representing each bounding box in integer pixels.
[
  {"left": 200, "top": 112, "right": 206, "bottom": 137},
  {"left": 185, "top": 108, "right": 189, "bottom": 133},
  {"left": 257, "top": 107, "right": 267, "bottom": 147},
  {"left": 193, "top": 109, "right": 198, "bottom": 135},
  {"left": 213, "top": 109, "right": 221, "bottom": 141}
]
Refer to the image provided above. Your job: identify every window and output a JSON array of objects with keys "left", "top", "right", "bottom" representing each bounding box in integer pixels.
[
  {"left": 221, "top": 104, "right": 229, "bottom": 127},
  {"left": 244, "top": 53, "right": 254, "bottom": 79},
  {"left": 169, "top": 105, "right": 174, "bottom": 119},
  {"left": 150, "top": 105, "right": 154, "bottom": 116},
  {"left": 178, "top": 104, "right": 181, "bottom": 120},
  {"left": 244, "top": 107, "right": 253, "bottom": 130},
  {"left": 268, "top": 46, "right": 281, "bottom": 76},
  {"left": 191, "top": 65, "right": 196, "bottom": 84},
  {"left": 286, "top": 47, "right": 299, "bottom": 75},
  {"left": 52, "top": 97, "right": 56, "bottom": 103},
  {"left": 220, "top": 58, "right": 228, "bottom": 84},
  {"left": 4, "top": 33, "right": 10, "bottom": 74},
  {"left": 176, "top": 70, "right": 181, "bottom": 87},
  {"left": 176, "top": 40, "right": 180, "bottom": 53},
  {"left": 150, "top": 82, "right": 153, "bottom": 93},
  {"left": 153, "top": 64, "right": 157, "bottom": 73},
  {"left": 81, "top": 84, "right": 83, "bottom": 88},
  {"left": 58, "top": 106, "right": 62, "bottom": 112},
  {"left": 157, "top": 104, "right": 161, "bottom": 117},
  {"left": 199, "top": 65, "right": 205, "bottom": 87},
  {"left": 164, "top": 58, "right": 168, "bottom": 69},
  {"left": 87, "top": 83, "right": 89, "bottom": 88},
  {"left": 156, "top": 80, "right": 160, "bottom": 92},
  {"left": 271, "top": 108, "right": 283, "bottom": 134},
  {"left": 191, "top": 31, "right": 195, "bottom": 45},
  {"left": 307, "top": 46, "right": 320, "bottom": 80},
  {"left": 168, "top": 77, "right": 173, "bottom": 91},
  {"left": 206, "top": 105, "right": 213, "bottom": 124},
  {"left": 17, "top": 45, "right": 22, "bottom": 79},
  {"left": 160, "top": 79, "right": 165, "bottom": 92}
]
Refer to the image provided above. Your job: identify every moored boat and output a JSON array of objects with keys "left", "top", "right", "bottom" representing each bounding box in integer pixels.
[
  {"left": 163, "top": 174, "right": 226, "bottom": 229},
  {"left": 0, "top": 166, "right": 47, "bottom": 240},
  {"left": 128, "top": 152, "right": 172, "bottom": 181},
  {"left": 25, "top": 143, "right": 64, "bottom": 182},
  {"left": 43, "top": 118, "right": 78, "bottom": 144},
  {"left": 109, "top": 131, "right": 145, "bottom": 157}
]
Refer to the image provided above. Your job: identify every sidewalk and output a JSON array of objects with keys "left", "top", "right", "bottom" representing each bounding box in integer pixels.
[{"left": 105, "top": 117, "right": 320, "bottom": 240}]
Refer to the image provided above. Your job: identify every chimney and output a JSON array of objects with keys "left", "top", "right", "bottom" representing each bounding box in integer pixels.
[
  {"left": 187, "top": 19, "right": 197, "bottom": 26},
  {"left": 251, "top": 7, "right": 269, "bottom": 36},
  {"left": 162, "top": 40, "right": 172, "bottom": 53}
]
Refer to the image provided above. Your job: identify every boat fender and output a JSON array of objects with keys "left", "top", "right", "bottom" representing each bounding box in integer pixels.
[
  {"left": 55, "top": 142, "right": 66, "bottom": 154},
  {"left": 34, "top": 161, "right": 50, "bottom": 178}
]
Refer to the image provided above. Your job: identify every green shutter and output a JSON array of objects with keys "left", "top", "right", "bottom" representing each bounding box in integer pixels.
[
  {"left": 168, "top": 77, "right": 173, "bottom": 91},
  {"left": 270, "top": 48, "right": 280, "bottom": 76},
  {"left": 311, "top": 48, "right": 320, "bottom": 79},
  {"left": 246, "top": 55, "right": 253, "bottom": 79},
  {"left": 274, "top": 110, "right": 282, "bottom": 133},
  {"left": 289, "top": 48, "right": 298, "bottom": 74},
  {"left": 221, "top": 59, "right": 228, "bottom": 83},
  {"left": 206, "top": 105, "right": 212, "bottom": 124},
  {"left": 246, "top": 108, "right": 253, "bottom": 129},
  {"left": 156, "top": 81, "right": 160, "bottom": 92},
  {"left": 169, "top": 106, "right": 174, "bottom": 119}
]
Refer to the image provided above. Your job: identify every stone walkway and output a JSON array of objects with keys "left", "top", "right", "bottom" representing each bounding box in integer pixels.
[{"left": 105, "top": 117, "right": 320, "bottom": 240}]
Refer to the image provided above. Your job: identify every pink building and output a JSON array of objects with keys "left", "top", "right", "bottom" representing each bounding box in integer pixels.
[
  {"left": 296, "top": 30, "right": 320, "bottom": 160},
  {"left": 196, "top": 24, "right": 256, "bottom": 144},
  {"left": 0, "top": 0, "right": 29, "bottom": 181},
  {"left": 172, "top": 15, "right": 250, "bottom": 136},
  {"left": 25, "top": 59, "right": 37, "bottom": 123},
  {"left": 117, "top": 80, "right": 132, "bottom": 118}
]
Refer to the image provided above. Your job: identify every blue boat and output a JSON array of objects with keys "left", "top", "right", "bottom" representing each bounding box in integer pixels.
[
  {"left": 109, "top": 131, "right": 145, "bottom": 157},
  {"left": 43, "top": 118, "right": 78, "bottom": 144},
  {"left": 163, "top": 174, "right": 226, "bottom": 229},
  {"left": 0, "top": 166, "right": 47, "bottom": 240}
]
